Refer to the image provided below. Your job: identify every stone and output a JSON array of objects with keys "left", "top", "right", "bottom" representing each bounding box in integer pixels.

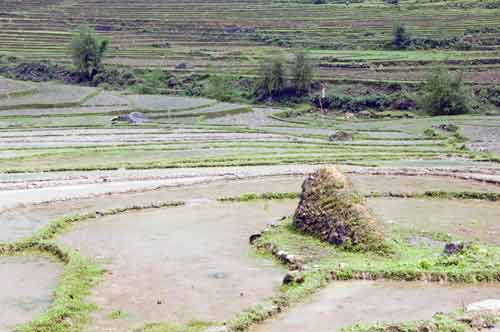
[
  {"left": 111, "top": 112, "right": 150, "bottom": 125},
  {"left": 175, "top": 62, "right": 192, "bottom": 70},
  {"left": 282, "top": 271, "right": 305, "bottom": 285},
  {"left": 328, "top": 131, "right": 353, "bottom": 141},
  {"left": 434, "top": 123, "right": 459, "bottom": 132},
  {"left": 249, "top": 233, "right": 261, "bottom": 245},
  {"left": 444, "top": 241, "right": 465, "bottom": 255},
  {"left": 466, "top": 299, "right": 500, "bottom": 312}
]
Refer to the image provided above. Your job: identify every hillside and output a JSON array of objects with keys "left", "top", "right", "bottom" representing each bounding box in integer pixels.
[{"left": 1, "top": 0, "right": 500, "bottom": 84}]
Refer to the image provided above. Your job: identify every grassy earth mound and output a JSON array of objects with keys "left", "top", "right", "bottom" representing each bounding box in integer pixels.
[{"left": 293, "top": 167, "right": 389, "bottom": 253}]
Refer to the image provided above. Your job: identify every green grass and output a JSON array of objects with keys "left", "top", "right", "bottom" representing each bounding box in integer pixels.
[{"left": 135, "top": 320, "right": 214, "bottom": 332}]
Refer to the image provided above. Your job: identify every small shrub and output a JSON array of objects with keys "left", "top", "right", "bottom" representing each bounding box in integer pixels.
[
  {"left": 419, "top": 66, "right": 472, "bottom": 116},
  {"left": 391, "top": 22, "right": 412, "bottom": 49},
  {"left": 70, "top": 25, "right": 109, "bottom": 80}
]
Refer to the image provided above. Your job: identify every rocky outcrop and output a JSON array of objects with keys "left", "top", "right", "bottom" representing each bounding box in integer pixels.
[
  {"left": 328, "top": 131, "right": 353, "bottom": 141},
  {"left": 111, "top": 112, "right": 150, "bottom": 124},
  {"left": 293, "top": 167, "right": 389, "bottom": 253}
]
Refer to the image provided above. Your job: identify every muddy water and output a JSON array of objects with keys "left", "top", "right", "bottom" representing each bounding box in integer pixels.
[
  {"left": 0, "top": 256, "right": 61, "bottom": 331},
  {"left": 0, "top": 176, "right": 303, "bottom": 243},
  {"left": 56, "top": 200, "right": 297, "bottom": 331},
  {"left": 367, "top": 197, "right": 500, "bottom": 245},
  {"left": 252, "top": 280, "right": 500, "bottom": 332},
  {"left": 351, "top": 174, "right": 500, "bottom": 194}
]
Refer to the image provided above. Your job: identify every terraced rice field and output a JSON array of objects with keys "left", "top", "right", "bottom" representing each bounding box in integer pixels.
[
  {"left": 1, "top": 77, "right": 500, "bottom": 332},
  {"left": 1, "top": 0, "right": 500, "bottom": 84}
]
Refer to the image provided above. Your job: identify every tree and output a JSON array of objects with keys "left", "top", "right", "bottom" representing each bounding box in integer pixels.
[
  {"left": 203, "top": 73, "right": 235, "bottom": 102},
  {"left": 256, "top": 55, "right": 286, "bottom": 99},
  {"left": 291, "top": 50, "right": 313, "bottom": 96},
  {"left": 70, "top": 25, "right": 109, "bottom": 80},
  {"left": 391, "top": 22, "right": 412, "bottom": 49},
  {"left": 419, "top": 66, "right": 472, "bottom": 116}
]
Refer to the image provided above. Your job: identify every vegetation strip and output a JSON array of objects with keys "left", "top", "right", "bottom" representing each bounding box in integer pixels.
[
  {"left": 369, "top": 191, "right": 500, "bottom": 202},
  {"left": 218, "top": 190, "right": 500, "bottom": 203}
]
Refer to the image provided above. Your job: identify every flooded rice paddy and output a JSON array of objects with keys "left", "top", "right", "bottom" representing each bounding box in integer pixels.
[
  {"left": 56, "top": 200, "right": 296, "bottom": 331},
  {"left": 0, "top": 256, "right": 61, "bottom": 331},
  {"left": 251, "top": 280, "right": 500, "bottom": 332}
]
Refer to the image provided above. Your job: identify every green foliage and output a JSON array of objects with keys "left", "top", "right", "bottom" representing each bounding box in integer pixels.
[
  {"left": 423, "top": 128, "right": 440, "bottom": 138},
  {"left": 255, "top": 55, "right": 287, "bottom": 99},
  {"left": 131, "top": 69, "right": 169, "bottom": 94},
  {"left": 419, "top": 67, "right": 472, "bottom": 116},
  {"left": 108, "top": 309, "right": 129, "bottom": 320},
  {"left": 311, "top": 93, "right": 394, "bottom": 112},
  {"left": 218, "top": 191, "right": 300, "bottom": 202},
  {"left": 70, "top": 25, "right": 109, "bottom": 80},
  {"left": 136, "top": 320, "right": 213, "bottom": 332},
  {"left": 202, "top": 72, "right": 240, "bottom": 102},
  {"left": 291, "top": 50, "right": 313, "bottom": 96},
  {"left": 391, "top": 22, "right": 412, "bottom": 49},
  {"left": 258, "top": 216, "right": 500, "bottom": 282}
]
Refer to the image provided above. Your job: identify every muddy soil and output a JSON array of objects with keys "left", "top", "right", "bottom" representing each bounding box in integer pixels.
[
  {"left": 462, "top": 125, "right": 500, "bottom": 155},
  {"left": 251, "top": 280, "right": 500, "bottom": 332},
  {"left": 351, "top": 174, "right": 500, "bottom": 194},
  {"left": 56, "top": 200, "right": 297, "bottom": 331},
  {"left": 0, "top": 256, "right": 61, "bottom": 331},
  {"left": 206, "top": 108, "right": 286, "bottom": 127},
  {"left": 367, "top": 197, "right": 500, "bottom": 245},
  {"left": 0, "top": 175, "right": 303, "bottom": 243}
]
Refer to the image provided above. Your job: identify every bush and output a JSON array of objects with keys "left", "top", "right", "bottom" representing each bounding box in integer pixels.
[
  {"left": 419, "top": 67, "right": 472, "bottom": 116},
  {"left": 70, "top": 25, "right": 109, "bottom": 80},
  {"left": 255, "top": 55, "right": 286, "bottom": 99},
  {"left": 291, "top": 50, "right": 313, "bottom": 96},
  {"left": 92, "top": 68, "right": 138, "bottom": 88},
  {"left": 311, "top": 93, "right": 392, "bottom": 112},
  {"left": 202, "top": 72, "right": 237, "bottom": 102},
  {"left": 391, "top": 22, "right": 412, "bottom": 49}
]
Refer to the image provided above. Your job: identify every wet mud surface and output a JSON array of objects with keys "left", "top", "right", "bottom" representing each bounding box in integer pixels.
[
  {"left": 0, "top": 176, "right": 303, "bottom": 243},
  {"left": 0, "top": 256, "right": 61, "bottom": 332},
  {"left": 56, "top": 200, "right": 297, "bottom": 331},
  {"left": 367, "top": 197, "right": 500, "bottom": 244},
  {"left": 252, "top": 280, "right": 500, "bottom": 332},
  {"left": 351, "top": 174, "right": 500, "bottom": 194}
]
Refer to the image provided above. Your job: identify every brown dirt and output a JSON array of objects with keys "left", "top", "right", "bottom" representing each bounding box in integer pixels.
[
  {"left": 56, "top": 200, "right": 297, "bottom": 331},
  {"left": 251, "top": 280, "right": 500, "bottom": 332},
  {"left": 367, "top": 197, "right": 500, "bottom": 245},
  {"left": 0, "top": 256, "right": 61, "bottom": 331}
]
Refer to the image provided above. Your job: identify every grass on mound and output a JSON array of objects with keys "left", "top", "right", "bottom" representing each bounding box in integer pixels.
[
  {"left": 227, "top": 220, "right": 500, "bottom": 330},
  {"left": 134, "top": 320, "right": 214, "bottom": 332},
  {"left": 256, "top": 218, "right": 500, "bottom": 282}
]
